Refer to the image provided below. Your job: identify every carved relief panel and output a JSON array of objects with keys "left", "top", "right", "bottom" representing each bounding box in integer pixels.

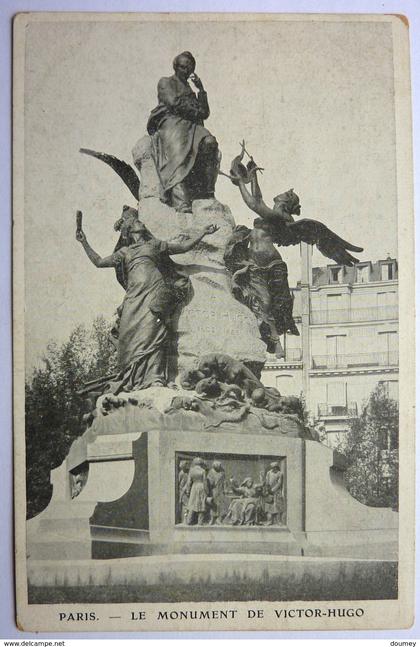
[{"left": 175, "top": 451, "right": 287, "bottom": 527}]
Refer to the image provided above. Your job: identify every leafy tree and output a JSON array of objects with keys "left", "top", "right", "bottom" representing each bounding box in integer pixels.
[
  {"left": 339, "top": 383, "right": 398, "bottom": 510},
  {"left": 25, "top": 316, "right": 117, "bottom": 519}
]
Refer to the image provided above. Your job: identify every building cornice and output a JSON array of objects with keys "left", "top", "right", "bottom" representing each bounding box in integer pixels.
[
  {"left": 264, "top": 362, "right": 303, "bottom": 370},
  {"left": 264, "top": 365, "right": 399, "bottom": 376},
  {"left": 307, "top": 279, "right": 398, "bottom": 293},
  {"left": 308, "top": 366, "right": 399, "bottom": 377},
  {"left": 309, "top": 318, "right": 399, "bottom": 330}
]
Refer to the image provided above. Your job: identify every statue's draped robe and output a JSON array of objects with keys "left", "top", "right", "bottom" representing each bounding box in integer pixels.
[
  {"left": 264, "top": 469, "right": 285, "bottom": 518},
  {"left": 80, "top": 239, "right": 189, "bottom": 395},
  {"left": 207, "top": 468, "right": 227, "bottom": 518},
  {"left": 147, "top": 75, "right": 211, "bottom": 200},
  {"left": 224, "top": 225, "right": 299, "bottom": 352},
  {"left": 186, "top": 465, "right": 208, "bottom": 513},
  {"left": 225, "top": 484, "right": 262, "bottom": 526}
]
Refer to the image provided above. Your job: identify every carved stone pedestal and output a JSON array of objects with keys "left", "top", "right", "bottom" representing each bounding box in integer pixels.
[
  {"left": 27, "top": 395, "right": 398, "bottom": 567},
  {"left": 137, "top": 197, "right": 267, "bottom": 373}
]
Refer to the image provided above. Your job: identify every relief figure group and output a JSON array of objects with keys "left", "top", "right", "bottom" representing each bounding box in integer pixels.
[{"left": 178, "top": 457, "right": 286, "bottom": 527}]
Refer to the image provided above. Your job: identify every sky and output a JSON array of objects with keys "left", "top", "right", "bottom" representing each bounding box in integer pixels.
[{"left": 22, "top": 15, "right": 398, "bottom": 372}]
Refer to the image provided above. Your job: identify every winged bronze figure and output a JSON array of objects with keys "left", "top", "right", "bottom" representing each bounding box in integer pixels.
[{"left": 223, "top": 142, "right": 363, "bottom": 357}]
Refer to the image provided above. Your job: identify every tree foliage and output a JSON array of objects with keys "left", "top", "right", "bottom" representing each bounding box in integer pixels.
[
  {"left": 25, "top": 317, "right": 117, "bottom": 519},
  {"left": 339, "top": 383, "right": 399, "bottom": 510}
]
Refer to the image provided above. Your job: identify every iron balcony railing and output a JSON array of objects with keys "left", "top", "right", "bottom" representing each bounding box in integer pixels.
[
  {"left": 281, "top": 348, "right": 303, "bottom": 362},
  {"left": 266, "top": 348, "right": 303, "bottom": 363},
  {"left": 317, "top": 402, "right": 358, "bottom": 417},
  {"left": 312, "top": 351, "right": 398, "bottom": 369},
  {"left": 310, "top": 305, "right": 398, "bottom": 325}
]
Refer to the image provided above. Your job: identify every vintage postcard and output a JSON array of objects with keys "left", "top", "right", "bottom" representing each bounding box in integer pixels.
[{"left": 13, "top": 12, "right": 415, "bottom": 632}]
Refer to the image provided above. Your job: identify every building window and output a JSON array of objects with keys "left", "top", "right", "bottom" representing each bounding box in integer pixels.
[
  {"left": 356, "top": 265, "right": 370, "bottom": 283},
  {"left": 377, "top": 291, "right": 396, "bottom": 307},
  {"left": 326, "top": 293, "right": 344, "bottom": 323},
  {"left": 326, "top": 334, "right": 346, "bottom": 367},
  {"left": 381, "top": 263, "right": 395, "bottom": 281},
  {"left": 329, "top": 267, "right": 342, "bottom": 283},
  {"left": 378, "top": 331, "right": 398, "bottom": 365},
  {"left": 377, "top": 291, "right": 398, "bottom": 320},
  {"left": 326, "top": 382, "right": 347, "bottom": 414}
]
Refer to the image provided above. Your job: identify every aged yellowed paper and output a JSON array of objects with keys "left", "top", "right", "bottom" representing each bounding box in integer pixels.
[{"left": 14, "top": 12, "right": 415, "bottom": 632}]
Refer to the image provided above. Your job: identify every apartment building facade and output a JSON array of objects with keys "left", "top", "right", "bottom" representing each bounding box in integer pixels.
[{"left": 262, "top": 244, "right": 399, "bottom": 447}]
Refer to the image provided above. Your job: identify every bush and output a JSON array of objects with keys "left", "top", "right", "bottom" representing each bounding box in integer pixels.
[{"left": 339, "top": 384, "right": 398, "bottom": 509}]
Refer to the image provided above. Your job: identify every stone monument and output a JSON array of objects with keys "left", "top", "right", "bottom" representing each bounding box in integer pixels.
[{"left": 27, "top": 53, "right": 398, "bottom": 599}]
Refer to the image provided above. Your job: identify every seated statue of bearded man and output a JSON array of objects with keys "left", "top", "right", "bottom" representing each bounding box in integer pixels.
[{"left": 147, "top": 51, "right": 219, "bottom": 213}]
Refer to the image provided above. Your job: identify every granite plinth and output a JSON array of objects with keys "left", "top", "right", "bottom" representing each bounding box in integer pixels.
[{"left": 27, "top": 396, "right": 397, "bottom": 563}]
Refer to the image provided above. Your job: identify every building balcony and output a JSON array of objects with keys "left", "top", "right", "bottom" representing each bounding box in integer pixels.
[
  {"left": 317, "top": 402, "right": 358, "bottom": 418},
  {"left": 280, "top": 348, "right": 303, "bottom": 362},
  {"left": 311, "top": 351, "right": 398, "bottom": 370},
  {"left": 310, "top": 305, "right": 398, "bottom": 325},
  {"left": 266, "top": 348, "right": 303, "bottom": 364}
]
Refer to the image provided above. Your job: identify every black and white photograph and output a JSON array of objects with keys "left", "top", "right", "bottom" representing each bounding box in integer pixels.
[{"left": 13, "top": 12, "right": 415, "bottom": 632}]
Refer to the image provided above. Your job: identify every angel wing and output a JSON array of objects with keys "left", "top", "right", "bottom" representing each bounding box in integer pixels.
[
  {"left": 80, "top": 148, "right": 140, "bottom": 200},
  {"left": 277, "top": 218, "right": 363, "bottom": 266}
]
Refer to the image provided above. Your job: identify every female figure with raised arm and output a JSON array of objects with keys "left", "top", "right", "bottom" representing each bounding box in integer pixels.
[
  {"left": 224, "top": 142, "right": 363, "bottom": 357},
  {"left": 76, "top": 205, "right": 218, "bottom": 394}
]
